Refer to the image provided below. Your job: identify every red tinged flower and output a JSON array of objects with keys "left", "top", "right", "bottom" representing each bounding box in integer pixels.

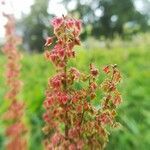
[
  {"left": 90, "top": 64, "right": 99, "bottom": 77},
  {"left": 50, "top": 52, "right": 57, "bottom": 62},
  {"left": 66, "top": 50, "right": 74, "bottom": 58},
  {"left": 57, "top": 48, "right": 65, "bottom": 58},
  {"left": 113, "top": 91, "right": 122, "bottom": 105},
  {"left": 69, "top": 144, "right": 76, "bottom": 150},
  {"left": 68, "top": 128, "right": 78, "bottom": 139},
  {"left": 57, "top": 92, "right": 68, "bottom": 104},
  {"left": 44, "top": 37, "right": 53, "bottom": 46},
  {"left": 66, "top": 19, "right": 75, "bottom": 28},
  {"left": 77, "top": 140, "right": 84, "bottom": 149},
  {"left": 43, "top": 113, "right": 50, "bottom": 122},
  {"left": 99, "top": 112, "right": 113, "bottom": 125},
  {"left": 50, "top": 133, "right": 63, "bottom": 146},
  {"left": 113, "top": 69, "right": 121, "bottom": 83},
  {"left": 91, "top": 69, "right": 99, "bottom": 76},
  {"left": 50, "top": 77, "right": 61, "bottom": 89},
  {"left": 4, "top": 101, "right": 24, "bottom": 120},
  {"left": 51, "top": 17, "right": 63, "bottom": 29},
  {"left": 6, "top": 123, "right": 25, "bottom": 136},
  {"left": 43, "top": 96, "right": 54, "bottom": 109},
  {"left": 84, "top": 102, "right": 89, "bottom": 110},
  {"left": 103, "top": 65, "right": 110, "bottom": 74},
  {"left": 75, "top": 20, "right": 82, "bottom": 31},
  {"left": 90, "top": 82, "right": 97, "bottom": 91},
  {"left": 77, "top": 105, "right": 82, "bottom": 113},
  {"left": 72, "top": 93, "right": 79, "bottom": 103},
  {"left": 70, "top": 67, "right": 80, "bottom": 79},
  {"left": 46, "top": 52, "right": 53, "bottom": 61}
]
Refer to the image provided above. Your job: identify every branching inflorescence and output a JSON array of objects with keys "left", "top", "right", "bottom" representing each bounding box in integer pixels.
[
  {"left": 2, "top": 13, "right": 27, "bottom": 150},
  {"left": 43, "top": 16, "right": 122, "bottom": 150}
]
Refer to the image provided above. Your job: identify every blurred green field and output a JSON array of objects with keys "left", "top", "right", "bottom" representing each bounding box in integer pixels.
[{"left": 0, "top": 38, "right": 150, "bottom": 150}]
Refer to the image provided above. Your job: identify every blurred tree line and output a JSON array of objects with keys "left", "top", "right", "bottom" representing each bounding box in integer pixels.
[
  {"left": 18, "top": 0, "right": 53, "bottom": 52},
  {"left": 18, "top": 0, "right": 150, "bottom": 52}
]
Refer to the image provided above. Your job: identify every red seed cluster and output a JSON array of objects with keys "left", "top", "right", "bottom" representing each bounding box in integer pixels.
[
  {"left": 43, "top": 16, "right": 122, "bottom": 149},
  {"left": 2, "top": 13, "right": 27, "bottom": 150}
]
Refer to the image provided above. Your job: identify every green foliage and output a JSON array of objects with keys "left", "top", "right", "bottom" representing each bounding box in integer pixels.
[{"left": 0, "top": 36, "right": 150, "bottom": 149}]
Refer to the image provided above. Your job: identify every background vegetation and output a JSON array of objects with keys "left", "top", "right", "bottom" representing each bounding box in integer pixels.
[
  {"left": 18, "top": 0, "right": 150, "bottom": 52},
  {"left": 0, "top": 34, "right": 150, "bottom": 149}
]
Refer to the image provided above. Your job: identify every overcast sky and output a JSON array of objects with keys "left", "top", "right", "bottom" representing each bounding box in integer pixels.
[
  {"left": 0, "top": 0, "right": 67, "bottom": 38},
  {"left": 0, "top": 0, "right": 148, "bottom": 38}
]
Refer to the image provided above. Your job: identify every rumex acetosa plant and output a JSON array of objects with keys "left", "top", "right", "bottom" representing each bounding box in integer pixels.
[
  {"left": 43, "top": 16, "right": 122, "bottom": 150},
  {"left": 2, "top": 10, "right": 27, "bottom": 150}
]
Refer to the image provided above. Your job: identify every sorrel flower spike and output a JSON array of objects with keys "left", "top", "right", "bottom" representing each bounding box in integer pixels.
[
  {"left": 2, "top": 11, "right": 27, "bottom": 150},
  {"left": 43, "top": 16, "right": 122, "bottom": 150},
  {"left": 44, "top": 16, "right": 82, "bottom": 67}
]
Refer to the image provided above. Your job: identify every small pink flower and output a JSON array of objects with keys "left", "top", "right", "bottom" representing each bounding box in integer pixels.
[
  {"left": 90, "top": 82, "right": 97, "bottom": 91},
  {"left": 72, "top": 94, "right": 78, "bottom": 103},
  {"left": 6, "top": 123, "right": 24, "bottom": 136},
  {"left": 58, "top": 48, "right": 65, "bottom": 58},
  {"left": 51, "top": 17, "right": 63, "bottom": 29},
  {"left": 57, "top": 61, "right": 65, "bottom": 67},
  {"left": 75, "top": 20, "right": 82, "bottom": 31},
  {"left": 66, "top": 19, "right": 75, "bottom": 28},
  {"left": 77, "top": 140, "right": 84, "bottom": 149},
  {"left": 77, "top": 105, "right": 82, "bottom": 113},
  {"left": 91, "top": 69, "right": 99, "bottom": 76},
  {"left": 70, "top": 67, "right": 80, "bottom": 79},
  {"left": 50, "top": 77, "right": 61, "bottom": 89},
  {"left": 50, "top": 52, "right": 57, "bottom": 62},
  {"left": 69, "top": 144, "right": 76, "bottom": 150},
  {"left": 43, "top": 96, "right": 54, "bottom": 109},
  {"left": 43, "top": 113, "right": 50, "bottom": 122},
  {"left": 57, "top": 92, "right": 68, "bottom": 104},
  {"left": 68, "top": 128, "right": 78, "bottom": 139},
  {"left": 103, "top": 66, "right": 110, "bottom": 74},
  {"left": 100, "top": 112, "right": 111, "bottom": 125},
  {"left": 50, "top": 133, "right": 62, "bottom": 146},
  {"left": 44, "top": 37, "right": 53, "bottom": 46},
  {"left": 90, "top": 64, "right": 99, "bottom": 77},
  {"left": 113, "top": 92, "right": 122, "bottom": 105}
]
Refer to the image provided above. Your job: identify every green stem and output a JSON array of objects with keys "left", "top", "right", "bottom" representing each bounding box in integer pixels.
[{"left": 63, "top": 42, "right": 69, "bottom": 138}]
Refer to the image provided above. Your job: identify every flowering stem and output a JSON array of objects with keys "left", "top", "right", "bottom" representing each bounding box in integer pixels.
[
  {"left": 2, "top": 13, "right": 27, "bottom": 150},
  {"left": 43, "top": 16, "right": 122, "bottom": 149}
]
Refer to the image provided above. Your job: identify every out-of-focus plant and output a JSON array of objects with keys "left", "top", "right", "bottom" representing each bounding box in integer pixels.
[
  {"left": 42, "top": 16, "right": 122, "bottom": 149},
  {"left": 1, "top": 1, "right": 27, "bottom": 150}
]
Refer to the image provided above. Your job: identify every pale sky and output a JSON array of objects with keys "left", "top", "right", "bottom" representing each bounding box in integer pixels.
[
  {"left": 0, "top": 0, "right": 67, "bottom": 38},
  {"left": 0, "top": 0, "right": 148, "bottom": 38}
]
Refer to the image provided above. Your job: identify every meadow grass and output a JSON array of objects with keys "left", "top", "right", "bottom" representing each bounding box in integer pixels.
[{"left": 0, "top": 39, "right": 149, "bottom": 149}]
